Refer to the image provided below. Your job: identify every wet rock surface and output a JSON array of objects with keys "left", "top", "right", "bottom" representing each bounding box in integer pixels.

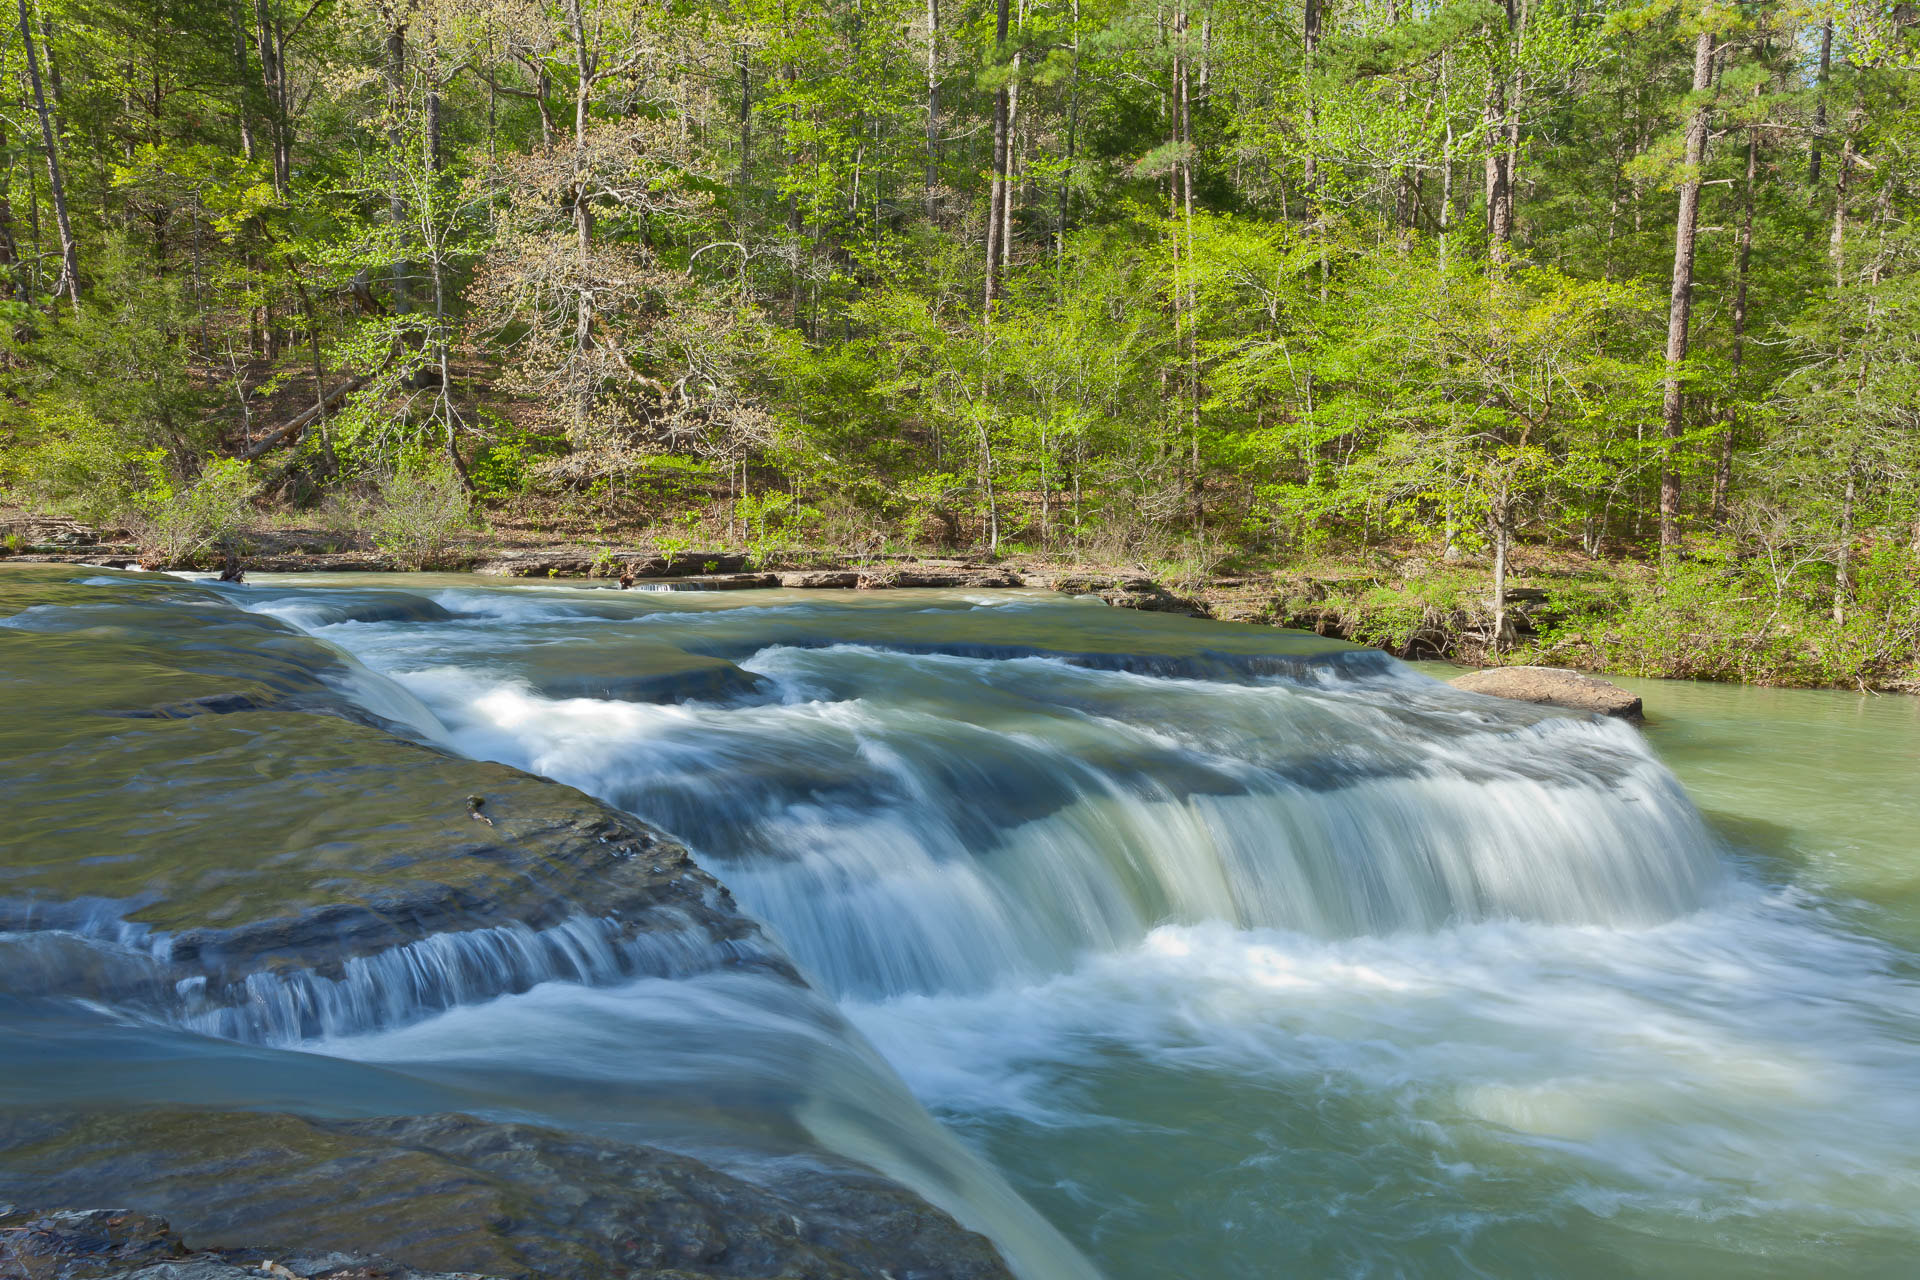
[
  {"left": 0, "top": 1113, "right": 1014, "bottom": 1280},
  {"left": 1449, "top": 665, "right": 1644, "bottom": 719},
  {"left": 518, "top": 647, "right": 772, "bottom": 704},
  {"left": 776, "top": 570, "right": 860, "bottom": 589},
  {"left": 0, "top": 566, "right": 786, "bottom": 1029},
  {"left": 1044, "top": 574, "right": 1205, "bottom": 616},
  {"left": 0, "top": 1206, "right": 491, "bottom": 1279},
  {"left": 665, "top": 573, "right": 781, "bottom": 591}
]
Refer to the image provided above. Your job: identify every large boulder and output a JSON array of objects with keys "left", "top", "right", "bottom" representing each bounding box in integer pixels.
[{"left": 1449, "top": 665, "right": 1643, "bottom": 720}]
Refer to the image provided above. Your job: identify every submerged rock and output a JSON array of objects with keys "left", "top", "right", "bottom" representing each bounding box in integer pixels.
[
  {"left": 1449, "top": 665, "right": 1644, "bottom": 719},
  {"left": 0, "top": 1112, "right": 1015, "bottom": 1280}
]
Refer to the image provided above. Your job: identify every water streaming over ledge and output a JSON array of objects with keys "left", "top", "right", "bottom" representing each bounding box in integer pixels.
[
  {"left": 424, "top": 651, "right": 1722, "bottom": 1001},
  {"left": 13, "top": 571, "right": 1920, "bottom": 1279}
]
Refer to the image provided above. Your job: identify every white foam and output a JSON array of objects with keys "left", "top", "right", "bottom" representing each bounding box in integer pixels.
[
  {"left": 848, "top": 901, "right": 1920, "bottom": 1225},
  {"left": 335, "top": 645, "right": 1726, "bottom": 1000}
]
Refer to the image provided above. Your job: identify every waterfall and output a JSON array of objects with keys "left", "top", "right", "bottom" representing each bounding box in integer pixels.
[{"left": 354, "top": 631, "right": 1725, "bottom": 1003}]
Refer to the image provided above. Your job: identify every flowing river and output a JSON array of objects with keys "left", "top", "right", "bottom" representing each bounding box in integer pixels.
[{"left": 5, "top": 570, "right": 1920, "bottom": 1279}]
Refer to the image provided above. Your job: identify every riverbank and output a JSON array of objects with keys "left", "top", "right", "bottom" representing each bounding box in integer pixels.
[{"left": 5, "top": 514, "right": 1916, "bottom": 695}]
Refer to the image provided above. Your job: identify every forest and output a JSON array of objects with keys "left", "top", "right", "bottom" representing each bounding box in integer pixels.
[{"left": 0, "top": 0, "right": 1916, "bottom": 686}]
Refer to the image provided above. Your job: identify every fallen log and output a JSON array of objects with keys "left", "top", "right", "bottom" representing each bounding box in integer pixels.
[{"left": 239, "top": 372, "right": 375, "bottom": 460}]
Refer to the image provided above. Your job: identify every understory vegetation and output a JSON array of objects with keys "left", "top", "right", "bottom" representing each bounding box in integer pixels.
[{"left": 0, "top": 0, "right": 1916, "bottom": 687}]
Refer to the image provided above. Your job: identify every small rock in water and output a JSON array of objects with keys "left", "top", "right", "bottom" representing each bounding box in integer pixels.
[{"left": 1448, "top": 665, "right": 1643, "bottom": 720}]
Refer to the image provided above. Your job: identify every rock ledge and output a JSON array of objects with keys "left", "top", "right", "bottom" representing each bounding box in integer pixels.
[{"left": 1448, "top": 665, "right": 1643, "bottom": 719}]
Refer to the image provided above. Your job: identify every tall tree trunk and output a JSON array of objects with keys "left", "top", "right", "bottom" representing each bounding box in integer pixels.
[
  {"left": 1197, "top": 11, "right": 1210, "bottom": 108},
  {"left": 1056, "top": 0, "right": 1081, "bottom": 256},
  {"left": 1714, "top": 90, "right": 1760, "bottom": 524},
  {"left": 779, "top": 23, "right": 804, "bottom": 333},
  {"left": 424, "top": 19, "right": 444, "bottom": 174},
  {"left": 739, "top": 45, "right": 752, "bottom": 198},
  {"left": 1302, "top": 0, "right": 1320, "bottom": 208},
  {"left": 1483, "top": 79, "right": 1509, "bottom": 256},
  {"left": 430, "top": 245, "right": 466, "bottom": 484},
  {"left": 0, "top": 121, "right": 20, "bottom": 301},
  {"left": 38, "top": 9, "right": 64, "bottom": 105},
  {"left": 534, "top": 65, "right": 555, "bottom": 150},
  {"left": 1178, "top": 3, "right": 1199, "bottom": 527},
  {"left": 1830, "top": 97, "right": 1859, "bottom": 292},
  {"left": 1809, "top": 18, "right": 1832, "bottom": 186},
  {"left": 568, "top": 0, "right": 594, "bottom": 429},
  {"left": 16, "top": 0, "right": 77, "bottom": 311},
  {"left": 274, "top": 21, "right": 293, "bottom": 189},
  {"left": 984, "top": 0, "right": 1009, "bottom": 311},
  {"left": 230, "top": 0, "right": 256, "bottom": 161},
  {"left": 923, "top": 0, "right": 938, "bottom": 216},
  {"left": 423, "top": 18, "right": 457, "bottom": 419},
  {"left": 1483, "top": 0, "right": 1519, "bottom": 257},
  {"left": 1833, "top": 465, "right": 1855, "bottom": 625},
  {"left": 1489, "top": 493, "right": 1510, "bottom": 653},
  {"left": 254, "top": 0, "right": 290, "bottom": 193},
  {"left": 384, "top": 9, "right": 412, "bottom": 320},
  {"left": 1439, "top": 52, "right": 1454, "bottom": 273},
  {"left": 1501, "top": 0, "right": 1523, "bottom": 247},
  {"left": 977, "top": 417, "right": 1000, "bottom": 553},
  {"left": 1003, "top": 2, "right": 1021, "bottom": 270},
  {"left": 1658, "top": 25, "right": 1713, "bottom": 552}
]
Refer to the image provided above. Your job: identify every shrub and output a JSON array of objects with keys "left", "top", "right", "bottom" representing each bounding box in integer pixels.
[
  {"left": 467, "top": 419, "right": 564, "bottom": 501},
  {"left": 370, "top": 457, "right": 475, "bottom": 569},
  {"left": 129, "top": 454, "right": 257, "bottom": 566},
  {"left": 3, "top": 406, "right": 145, "bottom": 526},
  {"left": 1521, "top": 547, "right": 1920, "bottom": 689},
  {"left": 738, "top": 491, "right": 817, "bottom": 568},
  {"left": 1289, "top": 570, "right": 1491, "bottom": 659}
]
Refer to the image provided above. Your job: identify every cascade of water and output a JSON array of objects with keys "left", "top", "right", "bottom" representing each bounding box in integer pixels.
[
  {"left": 358, "top": 638, "right": 1726, "bottom": 1002},
  {"left": 176, "top": 917, "right": 776, "bottom": 1043},
  {"left": 1, "top": 906, "right": 783, "bottom": 1045}
]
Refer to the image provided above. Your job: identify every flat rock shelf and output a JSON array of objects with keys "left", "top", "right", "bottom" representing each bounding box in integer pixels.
[{"left": 1448, "top": 664, "right": 1645, "bottom": 719}]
